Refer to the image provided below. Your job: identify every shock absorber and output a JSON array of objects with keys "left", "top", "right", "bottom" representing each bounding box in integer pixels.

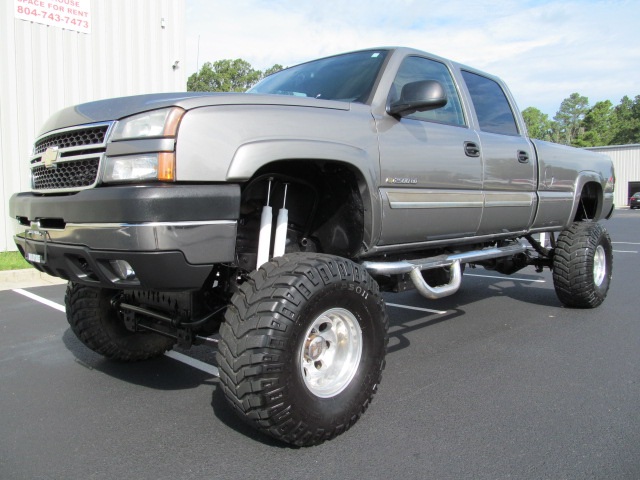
[
  {"left": 273, "top": 183, "right": 289, "bottom": 258},
  {"left": 256, "top": 178, "right": 273, "bottom": 268}
]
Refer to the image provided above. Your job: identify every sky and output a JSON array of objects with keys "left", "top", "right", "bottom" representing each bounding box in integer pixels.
[{"left": 185, "top": 0, "right": 640, "bottom": 116}]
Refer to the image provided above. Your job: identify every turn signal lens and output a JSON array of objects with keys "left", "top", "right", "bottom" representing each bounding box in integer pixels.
[{"left": 158, "top": 152, "right": 176, "bottom": 181}]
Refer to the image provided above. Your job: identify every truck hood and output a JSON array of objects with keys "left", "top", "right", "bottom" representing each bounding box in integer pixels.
[{"left": 38, "top": 92, "right": 351, "bottom": 135}]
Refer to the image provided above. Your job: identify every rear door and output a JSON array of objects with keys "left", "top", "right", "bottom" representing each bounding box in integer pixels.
[
  {"left": 460, "top": 70, "right": 537, "bottom": 235},
  {"left": 376, "top": 55, "right": 483, "bottom": 245}
]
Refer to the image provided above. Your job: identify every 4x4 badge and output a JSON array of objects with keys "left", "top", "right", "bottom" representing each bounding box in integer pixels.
[{"left": 43, "top": 146, "right": 59, "bottom": 168}]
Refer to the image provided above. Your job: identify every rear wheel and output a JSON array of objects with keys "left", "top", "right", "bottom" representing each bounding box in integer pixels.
[
  {"left": 65, "top": 283, "right": 174, "bottom": 361},
  {"left": 217, "top": 253, "right": 388, "bottom": 446},
  {"left": 552, "top": 222, "right": 612, "bottom": 308}
]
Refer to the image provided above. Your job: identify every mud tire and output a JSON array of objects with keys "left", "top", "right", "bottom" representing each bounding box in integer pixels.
[
  {"left": 217, "top": 253, "right": 388, "bottom": 446},
  {"left": 552, "top": 222, "right": 612, "bottom": 308},
  {"left": 65, "top": 283, "right": 174, "bottom": 361}
]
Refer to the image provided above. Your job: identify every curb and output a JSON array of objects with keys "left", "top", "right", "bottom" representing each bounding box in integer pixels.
[{"left": 0, "top": 268, "right": 67, "bottom": 291}]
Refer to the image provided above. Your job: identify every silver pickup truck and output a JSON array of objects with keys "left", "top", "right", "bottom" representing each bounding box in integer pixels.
[{"left": 9, "top": 47, "right": 615, "bottom": 446}]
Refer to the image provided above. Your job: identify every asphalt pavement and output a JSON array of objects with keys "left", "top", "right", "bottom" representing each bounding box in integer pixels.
[{"left": 1, "top": 212, "right": 639, "bottom": 479}]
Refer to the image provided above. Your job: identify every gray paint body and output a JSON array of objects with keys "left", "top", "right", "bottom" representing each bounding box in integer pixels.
[
  {"left": 10, "top": 47, "right": 615, "bottom": 284},
  {"left": 171, "top": 48, "right": 613, "bottom": 252}
]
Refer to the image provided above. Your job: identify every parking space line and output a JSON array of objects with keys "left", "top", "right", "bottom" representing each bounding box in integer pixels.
[
  {"left": 613, "top": 250, "right": 638, "bottom": 253},
  {"left": 612, "top": 241, "right": 640, "bottom": 245},
  {"left": 464, "top": 273, "right": 546, "bottom": 283},
  {"left": 164, "top": 350, "right": 219, "bottom": 376},
  {"left": 386, "top": 303, "right": 447, "bottom": 315},
  {"left": 11, "top": 288, "right": 220, "bottom": 376},
  {"left": 13, "top": 288, "right": 66, "bottom": 313}
]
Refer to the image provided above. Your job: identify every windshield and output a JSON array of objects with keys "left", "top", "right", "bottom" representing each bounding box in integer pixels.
[{"left": 248, "top": 50, "right": 389, "bottom": 103}]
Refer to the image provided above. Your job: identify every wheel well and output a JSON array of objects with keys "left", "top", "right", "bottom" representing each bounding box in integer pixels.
[
  {"left": 235, "top": 160, "right": 367, "bottom": 270},
  {"left": 574, "top": 182, "right": 603, "bottom": 221}
]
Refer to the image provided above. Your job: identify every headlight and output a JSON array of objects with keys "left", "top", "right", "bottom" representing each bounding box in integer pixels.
[
  {"left": 111, "top": 107, "right": 184, "bottom": 141},
  {"left": 105, "top": 107, "right": 183, "bottom": 182},
  {"left": 103, "top": 153, "right": 175, "bottom": 183}
]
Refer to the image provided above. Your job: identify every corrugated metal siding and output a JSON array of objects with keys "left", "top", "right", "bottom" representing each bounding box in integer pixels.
[
  {"left": 586, "top": 145, "right": 640, "bottom": 207},
  {"left": 1, "top": 0, "right": 185, "bottom": 251}
]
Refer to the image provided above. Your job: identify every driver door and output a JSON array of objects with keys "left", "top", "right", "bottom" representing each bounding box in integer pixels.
[{"left": 376, "top": 55, "right": 483, "bottom": 246}]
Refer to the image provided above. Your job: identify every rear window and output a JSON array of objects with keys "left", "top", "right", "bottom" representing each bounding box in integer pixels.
[{"left": 461, "top": 70, "right": 519, "bottom": 136}]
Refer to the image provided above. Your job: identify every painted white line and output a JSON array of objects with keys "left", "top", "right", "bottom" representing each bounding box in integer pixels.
[
  {"left": 13, "top": 288, "right": 66, "bottom": 313},
  {"left": 13, "top": 288, "right": 220, "bottom": 377},
  {"left": 164, "top": 350, "right": 219, "bottom": 377},
  {"left": 464, "top": 273, "right": 546, "bottom": 283},
  {"left": 613, "top": 250, "right": 638, "bottom": 253},
  {"left": 612, "top": 242, "right": 640, "bottom": 245},
  {"left": 386, "top": 302, "right": 447, "bottom": 315}
]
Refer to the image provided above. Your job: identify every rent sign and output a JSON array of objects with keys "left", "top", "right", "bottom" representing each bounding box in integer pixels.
[{"left": 14, "top": 0, "right": 91, "bottom": 34}]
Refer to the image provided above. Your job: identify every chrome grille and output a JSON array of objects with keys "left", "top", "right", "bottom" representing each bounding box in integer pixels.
[
  {"left": 34, "top": 125, "right": 109, "bottom": 155},
  {"left": 32, "top": 158, "right": 100, "bottom": 190},
  {"left": 31, "top": 122, "right": 112, "bottom": 192}
]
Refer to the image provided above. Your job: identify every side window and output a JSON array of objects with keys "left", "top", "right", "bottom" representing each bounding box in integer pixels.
[
  {"left": 461, "top": 70, "right": 519, "bottom": 136},
  {"left": 390, "top": 56, "right": 465, "bottom": 126}
]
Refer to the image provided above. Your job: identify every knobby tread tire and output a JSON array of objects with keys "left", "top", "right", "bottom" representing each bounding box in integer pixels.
[
  {"left": 552, "top": 222, "right": 612, "bottom": 308},
  {"left": 217, "top": 253, "right": 388, "bottom": 446},
  {"left": 65, "top": 283, "right": 174, "bottom": 361}
]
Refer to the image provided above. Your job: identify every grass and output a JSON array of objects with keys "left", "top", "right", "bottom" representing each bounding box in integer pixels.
[{"left": 0, "top": 251, "right": 33, "bottom": 271}]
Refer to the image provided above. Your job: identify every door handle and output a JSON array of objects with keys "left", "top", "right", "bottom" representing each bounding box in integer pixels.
[
  {"left": 517, "top": 150, "right": 529, "bottom": 163},
  {"left": 464, "top": 141, "right": 480, "bottom": 157}
]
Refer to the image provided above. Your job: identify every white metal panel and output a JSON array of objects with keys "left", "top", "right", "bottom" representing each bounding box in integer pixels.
[
  {"left": 1, "top": 0, "right": 22, "bottom": 254},
  {"left": 587, "top": 145, "right": 640, "bottom": 207},
  {"left": 2, "top": 0, "right": 186, "bottom": 251}
]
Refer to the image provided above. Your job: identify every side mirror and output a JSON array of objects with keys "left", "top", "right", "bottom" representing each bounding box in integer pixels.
[{"left": 387, "top": 80, "right": 448, "bottom": 116}]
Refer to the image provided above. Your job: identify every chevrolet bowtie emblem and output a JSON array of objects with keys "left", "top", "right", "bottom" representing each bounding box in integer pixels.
[{"left": 43, "top": 146, "right": 60, "bottom": 168}]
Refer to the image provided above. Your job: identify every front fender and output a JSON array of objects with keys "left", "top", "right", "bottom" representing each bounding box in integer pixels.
[{"left": 227, "top": 138, "right": 382, "bottom": 253}]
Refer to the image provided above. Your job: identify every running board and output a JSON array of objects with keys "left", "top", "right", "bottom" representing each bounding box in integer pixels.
[{"left": 362, "top": 243, "right": 528, "bottom": 299}]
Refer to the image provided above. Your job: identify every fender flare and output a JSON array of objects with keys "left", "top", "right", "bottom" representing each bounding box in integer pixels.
[
  {"left": 567, "top": 171, "right": 605, "bottom": 225},
  {"left": 226, "top": 139, "right": 382, "bottom": 250}
]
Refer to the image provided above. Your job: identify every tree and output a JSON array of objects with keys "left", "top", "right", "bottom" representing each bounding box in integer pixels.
[
  {"left": 263, "top": 64, "right": 284, "bottom": 78},
  {"left": 522, "top": 107, "right": 553, "bottom": 141},
  {"left": 553, "top": 93, "right": 589, "bottom": 146},
  {"left": 187, "top": 59, "right": 284, "bottom": 92},
  {"left": 574, "top": 100, "right": 614, "bottom": 147},
  {"left": 610, "top": 95, "right": 640, "bottom": 145}
]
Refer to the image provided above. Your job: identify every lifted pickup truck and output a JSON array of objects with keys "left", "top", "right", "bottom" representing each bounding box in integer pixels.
[{"left": 9, "top": 47, "right": 614, "bottom": 446}]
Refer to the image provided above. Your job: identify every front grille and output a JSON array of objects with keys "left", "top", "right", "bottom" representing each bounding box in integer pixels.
[
  {"left": 34, "top": 125, "right": 109, "bottom": 155},
  {"left": 32, "top": 158, "right": 100, "bottom": 190},
  {"left": 31, "top": 122, "right": 112, "bottom": 192}
]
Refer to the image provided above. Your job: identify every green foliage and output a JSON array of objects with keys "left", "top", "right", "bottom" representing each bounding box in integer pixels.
[
  {"left": 187, "top": 59, "right": 284, "bottom": 92},
  {"left": 610, "top": 95, "right": 640, "bottom": 145},
  {"left": 0, "top": 251, "right": 32, "bottom": 271},
  {"left": 574, "top": 100, "right": 614, "bottom": 147},
  {"left": 525, "top": 93, "right": 640, "bottom": 147},
  {"left": 263, "top": 64, "right": 284, "bottom": 78},
  {"left": 553, "top": 93, "right": 590, "bottom": 145},
  {"left": 522, "top": 107, "right": 553, "bottom": 141}
]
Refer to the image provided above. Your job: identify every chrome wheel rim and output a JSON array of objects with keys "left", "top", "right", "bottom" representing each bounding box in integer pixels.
[
  {"left": 300, "top": 308, "right": 362, "bottom": 398},
  {"left": 593, "top": 244, "right": 607, "bottom": 287}
]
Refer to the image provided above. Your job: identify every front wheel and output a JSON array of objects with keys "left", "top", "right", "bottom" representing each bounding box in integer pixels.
[
  {"left": 65, "top": 283, "right": 174, "bottom": 361},
  {"left": 217, "top": 253, "right": 388, "bottom": 446},
  {"left": 552, "top": 222, "right": 613, "bottom": 308}
]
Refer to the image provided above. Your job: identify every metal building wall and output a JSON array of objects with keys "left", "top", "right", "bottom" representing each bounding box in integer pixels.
[
  {"left": 586, "top": 145, "right": 640, "bottom": 207},
  {"left": 1, "top": 0, "right": 186, "bottom": 251}
]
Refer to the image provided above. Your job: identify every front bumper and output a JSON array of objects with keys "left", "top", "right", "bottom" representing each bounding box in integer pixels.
[{"left": 9, "top": 184, "right": 240, "bottom": 290}]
